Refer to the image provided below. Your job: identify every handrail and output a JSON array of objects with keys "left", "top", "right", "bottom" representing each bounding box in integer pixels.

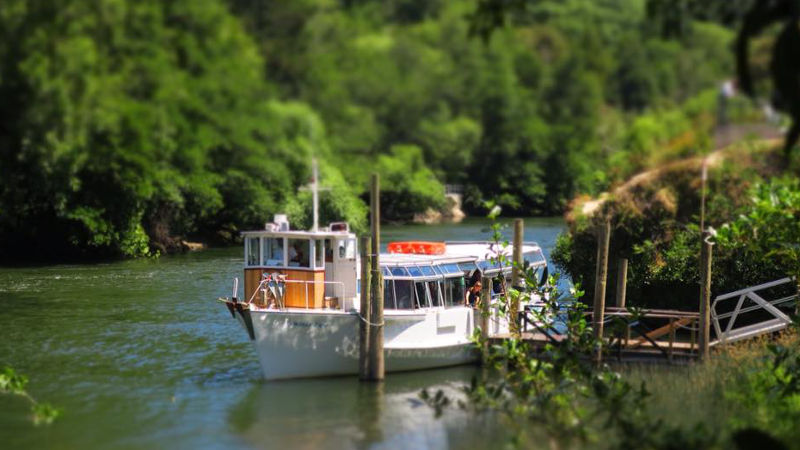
[
  {"left": 276, "top": 280, "right": 345, "bottom": 311},
  {"left": 711, "top": 277, "right": 798, "bottom": 344},
  {"left": 713, "top": 277, "right": 794, "bottom": 301},
  {"left": 278, "top": 279, "right": 347, "bottom": 311},
  {"left": 247, "top": 277, "right": 348, "bottom": 311}
]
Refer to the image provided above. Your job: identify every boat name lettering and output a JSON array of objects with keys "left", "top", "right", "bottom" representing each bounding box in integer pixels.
[{"left": 289, "top": 321, "right": 328, "bottom": 329}]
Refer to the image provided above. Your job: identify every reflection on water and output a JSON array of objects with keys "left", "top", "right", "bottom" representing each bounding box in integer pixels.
[
  {"left": 0, "top": 218, "right": 562, "bottom": 449},
  {"left": 228, "top": 367, "right": 505, "bottom": 450}
]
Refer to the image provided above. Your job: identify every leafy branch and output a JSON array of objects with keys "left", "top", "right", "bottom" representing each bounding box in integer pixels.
[{"left": 0, "top": 367, "right": 61, "bottom": 425}]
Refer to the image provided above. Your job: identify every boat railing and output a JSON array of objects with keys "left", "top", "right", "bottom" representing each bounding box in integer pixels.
[{"left": 246, "top": 276, "right": 348, "bottom": 311}]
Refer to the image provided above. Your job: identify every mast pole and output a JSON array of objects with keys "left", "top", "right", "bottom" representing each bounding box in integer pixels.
[{"left": 312, "top": 158, "right": 319, "bottom": 232}]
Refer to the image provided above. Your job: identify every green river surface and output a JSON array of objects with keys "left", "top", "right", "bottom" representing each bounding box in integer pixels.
[{"left": 0, "top": 218, "right": 564, "bottom": 449}]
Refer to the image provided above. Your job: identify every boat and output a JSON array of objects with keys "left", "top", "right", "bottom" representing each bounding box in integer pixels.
[{"left": 219, "top": 165, "right": 548, "bottom": 380}]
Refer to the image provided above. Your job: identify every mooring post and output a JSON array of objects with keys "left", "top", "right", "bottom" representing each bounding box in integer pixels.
[
  {"left": 668, "top": 318, "right": 676, "bottom": 362},
  {"left": 616, "top": 258, "right": 630, "bottom": 347},
  {"left": 367, "top": 173, "right": 385, "bottom": 380},
  {"left": 510, "top": 218, "right": 524, "bottom": 338},
  {"left": 593, "top": 219, "right": 611, "bottom": 365},
  {"left": 699, "top": 230, "right": 713, "bottom": 361},
  {"left": 615, "top": 258, "right": 628, "bottom": 308},
  {"left": 358, "top": 236, "right": 371, "bottom": 381},
  {"left": 480, "top": 275, "right": 492, "bottom": 362}
]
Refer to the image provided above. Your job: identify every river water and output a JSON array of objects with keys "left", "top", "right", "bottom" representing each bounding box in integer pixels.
[{"left": 0, "top": 218, "right": 564, "bottom": 449}]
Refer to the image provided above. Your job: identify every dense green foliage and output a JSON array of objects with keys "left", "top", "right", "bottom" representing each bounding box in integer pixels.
[
  {"left": 0, "top": 0, "right": 736, "bottom": 259},
  {"left": 424, "top": 228, "right": 800, "bottom": 449},
  {"left": 552, "top": 143, "right": 798, "bottom": 310}
]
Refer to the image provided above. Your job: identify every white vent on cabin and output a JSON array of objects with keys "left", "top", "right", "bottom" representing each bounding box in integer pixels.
[
  {"left": 273, "top": 214, "right": 290, "bottom": 231},
  {"left": 329, "top": 222, "right": 349, "bottom": 232}
]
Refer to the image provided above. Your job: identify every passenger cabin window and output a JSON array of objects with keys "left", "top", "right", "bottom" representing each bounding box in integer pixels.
[
  {"left": 415, "top": 282, "right": 429, "bottom": 308},
  {"left": 342, "top": 238, "right": 356, "bottom": 259},
  {"left": 262, "top": 237, "right": 285, "bottom": 266},
  {"left": 458, "top": 262, "right": 478, "bottom": 273},
  {"left": 524, "top": 250, "right": 546, "bottom": 265},
  {"left": 324, "top": 239, "right": 334, "bottom": 262},
  {"left": 247, "top": 237, "right": 259, "bottom": 266},
  {"left": 288, "top": 239, "right": 311, "bottom": 268},
  {"left": 427, "top": 281, "right": 443, "bottom": 307},
  {"left": 315, "top": 240, "right": 324, "bottom": 268},
  {"left": 394, "top": 280, "right": 414, "bottom": 309},
  {"left": 444, "top": 277, "right": 465, "bottom": 306},
  {"left": 384, "top": 280, "right": 395, "bottom": 309}
]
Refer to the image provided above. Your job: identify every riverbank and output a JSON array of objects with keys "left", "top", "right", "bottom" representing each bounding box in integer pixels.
[{"left": 552, "top": 138, "right": 797, "bottom": 310}]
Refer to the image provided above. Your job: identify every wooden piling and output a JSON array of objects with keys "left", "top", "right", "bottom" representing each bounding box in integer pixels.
[
  {"left": 593, "top": 219, "right": 611, "bottom": 364},
  {"left": 668, "top": 318, "right": 676, "bottom": 362},
  {"left": 367, "top": 173, "right": 385, "bottom": 380},
  {"left": 510, "top": 218, "right": 523, "bottom": 338},
  {"left": 479, "top": 275, "right": 492, "bottom": 362},
  {"left": 616, "top": 258, "right": 630, "bottom": 346},
  {"left": 699, "top": 230, "right": 712, "bottom": 361},
  {"left": 615, "top": 258, "right": 628, "bottom": 308},
  {"left": 358, "top": 237, "right": 371, "bottom": 380}
]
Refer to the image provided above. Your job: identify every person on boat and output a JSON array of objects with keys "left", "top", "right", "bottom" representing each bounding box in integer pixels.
[
  {"left": 289, "top": 242, "right": 304, "bottom": 265},
  {"left": 466, "top": 281, "right": 482, "bottom": 308}
]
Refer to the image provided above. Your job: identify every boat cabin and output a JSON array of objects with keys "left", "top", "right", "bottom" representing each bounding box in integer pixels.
[
  {"left": 242, "top": 219, "right": 358, "bottom": 310},
  {"left": 241, "top": 215, "right": 548, "bottom": 312},
  {"left": 379, "top": 243, "right": 546, "bottom": 311}
]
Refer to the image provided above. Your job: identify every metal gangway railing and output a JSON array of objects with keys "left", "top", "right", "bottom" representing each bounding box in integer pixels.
[{"left": 711, "top": 277, "right": 798, "bottom": 345}]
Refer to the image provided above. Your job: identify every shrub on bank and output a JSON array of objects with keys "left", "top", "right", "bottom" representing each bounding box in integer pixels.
[{"left": 552, "top": 141, "right": 790, "bottom": 310}]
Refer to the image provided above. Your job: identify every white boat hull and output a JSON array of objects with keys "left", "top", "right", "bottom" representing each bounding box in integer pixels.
[{"left": 248, "top": 306, "right": 482, "bottom": 380}]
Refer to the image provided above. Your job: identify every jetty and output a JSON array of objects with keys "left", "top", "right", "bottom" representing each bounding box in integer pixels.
[{"left": 487, "top": 220, "right": 798, "bottom": 364}]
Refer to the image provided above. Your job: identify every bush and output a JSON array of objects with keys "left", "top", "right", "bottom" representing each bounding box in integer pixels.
[{"left": 552, "top": 142, "right": 786, "bottom": 309}]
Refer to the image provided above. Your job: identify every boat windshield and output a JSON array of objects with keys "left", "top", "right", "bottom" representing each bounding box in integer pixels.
[
  {"left": 524, "top": 249, "right": 547, "bottom": 266},
  {"left": 381, "top": 262, "right": 468, "bottom": 310}
]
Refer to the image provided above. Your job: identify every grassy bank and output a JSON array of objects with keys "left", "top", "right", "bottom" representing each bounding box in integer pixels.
[{"left": 625, "top": 330, "right": 800, "bottom": 448}]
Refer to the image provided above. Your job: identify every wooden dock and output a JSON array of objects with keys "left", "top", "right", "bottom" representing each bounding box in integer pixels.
[{"left": 489, "top": 307, "right": 704, "bottom": 363}]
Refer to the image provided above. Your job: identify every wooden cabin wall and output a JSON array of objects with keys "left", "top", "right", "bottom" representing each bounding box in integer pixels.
[{"left": 244, "top": 268, "right": 325, "bottom": 308}]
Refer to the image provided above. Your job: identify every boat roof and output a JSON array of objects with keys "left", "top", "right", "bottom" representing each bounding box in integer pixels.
[
  {"left": 241, "top": 229, "right": 356, "bottom": 239},
  {"left": 381, "top": 241, "right": 544, "bottom": 266}
]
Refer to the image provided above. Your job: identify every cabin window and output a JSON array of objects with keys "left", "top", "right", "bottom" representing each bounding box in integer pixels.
[
  {"left": 458, "top": 262, "right": 478, "bottom": 273},
  {"left": 262, "top": 237, "right": 285, "bottom": 266},
  {"left": 324, "top": 239, "right": 334, "bottom": 262},
  {"left": 444, "top": 277, "right": 465, "bottom": 306},
  {"left": 384, "top": 280, "right": 396, "bottom": 309},
  {"left": 427, "top": 281, "right": 443, "bottom": 307},
  {"left": 247, "top": 237, "right": 259, "bottom": 266},
  {"left": 338, "top": 239, "right": 356, "bottom": 260},
  {"left": 420, "top": 266, "right": 435, "bottom": 276},
  {"left": 407, "top": 267, "right": 423, "bottom": 277},
  {"left": 414, "top": 282, "right": 429, "bottom": 308},
  {"left": 390, "top": 267, "right": 409, "bottom": 277},
  {"left": 288, "top": 239, "right": 311, "bottom": 268},
  {"left": 443, "top": 264, "right": 460, "bottom": 274},
  {"left": 394, "top": 280, "right": 414, "bottom": 309},
  {"left": 478, "top": 260, "right": 502, "bottom": 272},
  {"left": 315, "top": 240, "right": 324, "bottom": 268},
  {"left": 524, "top": 250, "right": 546, "bottom": 265},
  {"left": 493, "top": 275, "right": 505, "bottom": 295}
]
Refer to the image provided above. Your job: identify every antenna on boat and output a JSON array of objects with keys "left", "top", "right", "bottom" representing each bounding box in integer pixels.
[
  {"left": 300, "top": 157, "right": 330, "bottom": 231},
  {"left": 312, "top": 157, "right": 319, "bottom": 231}
]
